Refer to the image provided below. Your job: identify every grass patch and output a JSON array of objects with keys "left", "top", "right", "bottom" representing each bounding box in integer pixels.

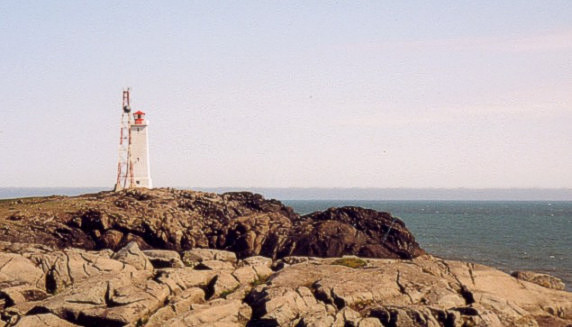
[
  {"left": 250, "top": 275, "right": 270, "bottom": 287},
  {"left": 220, "top": 285, "right": 240, "bottom": 299},
  {"left": 349, "top": 299, "right": 374, "bottom": 313},
  {"left": 331, "top": 257, "right": 367, "bottom": 269}
]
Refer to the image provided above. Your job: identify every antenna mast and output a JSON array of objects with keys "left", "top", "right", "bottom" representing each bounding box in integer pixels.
[{"left": 114, "top": 89, "right": 135, "bottom": 191}]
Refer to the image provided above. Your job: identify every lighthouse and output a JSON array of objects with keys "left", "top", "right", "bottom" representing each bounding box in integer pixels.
[
  {"left": 130, "top": 110, "right": 152, "bottom": 188},
  {"left": 114, "top": 89, "right": 152, "bottom": 191}
]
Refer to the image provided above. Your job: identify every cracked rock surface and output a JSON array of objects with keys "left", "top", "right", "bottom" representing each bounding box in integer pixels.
[{"left": 0, "top": 243, "right": 569, "bottom": 326}]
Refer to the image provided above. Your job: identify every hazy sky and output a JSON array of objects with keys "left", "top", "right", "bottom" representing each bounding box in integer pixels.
[{"left": 1, "top": 1, "right": 571, "bottom": 188}]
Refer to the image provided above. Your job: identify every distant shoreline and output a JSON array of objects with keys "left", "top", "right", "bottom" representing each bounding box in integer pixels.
[{"left": 1, "top": 187, "right": 571, "bottom": 201}]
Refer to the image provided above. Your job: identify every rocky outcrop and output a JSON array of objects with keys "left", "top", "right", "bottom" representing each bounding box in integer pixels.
[
  {"left": 286, "top": 207, "right": 424, "bottom": 259},
  {"left": 0, "top": 243, "right": 569, "bottom": 327},
  {"left": 512, "top": 271, "right": 566, "bottom": 291},
  {"left": 0, "top": 188, "right": 424, "bottom": 260},
  {"left": 248, "top": 255, "right": 572, "bottom": 327},
  {"left": 0, "top": 189, "right": 570, "bottom": 326}
]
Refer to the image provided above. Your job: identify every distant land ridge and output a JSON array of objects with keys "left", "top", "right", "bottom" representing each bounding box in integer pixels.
[{"left": 1, "top": 187, "right": 571, "bottom": 201}]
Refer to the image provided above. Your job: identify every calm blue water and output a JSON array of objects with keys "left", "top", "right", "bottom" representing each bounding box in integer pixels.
[
  {"left": 284, "top": 200, "right": 572, "bottom": 291},
  {"left": 0, "top": 189, "right": 570, "bottom": 291}
]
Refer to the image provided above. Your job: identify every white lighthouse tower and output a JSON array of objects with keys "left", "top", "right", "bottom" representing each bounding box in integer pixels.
[
  {"left": 130, "top": 111, "right": 152, "bottom": 188},
  {"left": 114, "top": 89, "right": 152, "bottom": 191}
]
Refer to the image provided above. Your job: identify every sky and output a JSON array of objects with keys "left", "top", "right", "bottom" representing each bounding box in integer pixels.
[{"left": 1, "top": 1, "right": 571, "bottom": 188}]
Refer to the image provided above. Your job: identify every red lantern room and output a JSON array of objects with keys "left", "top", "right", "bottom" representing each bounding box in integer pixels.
[{"left": 133, "top": 111, "right": 145, "bottom": 125}]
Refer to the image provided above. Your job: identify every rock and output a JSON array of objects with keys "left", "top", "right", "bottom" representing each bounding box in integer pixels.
[
  {"left": 89, "top": 277, "right": 170, "bottom": 326},
  {"left": 171, "top": 287, "right": 206, "bottom": 311},
  {"left": 143, "top": 249, "right": 185, "bottom": 268},
  {"left": 240, "top": 256, "right": 273, "bottom": 278},
  {"left": 145, "top": 287, "right": 205, "bottom": 327},
  {"left": 182, "top": 249, "right": 237, "bottom": 267},
  {"left": 272, "top": 256, "right": 322, "bottom": 271},
  {"left": 99, "top": 229, "right": 124, "bottom": 249},
  {"left": 241, "top": 256, "right": 272, "bottom": 269},
  {"left": 0, "top": 189, "right": 423, "bottom": 260},
  {"left": 0, "top": 242, "right": 53, "bottom": 255},
  {"left": 247, "top": 286, "right": 334, "bottom": 326},
  {"left": 28, "top": 272, "right": 123, "bottom": 324},
  {"left": 366, "top": 305, "right": 442, "bottom": 327},
  {"left": 0, "top": 285, "right": 48, "bottom": 307},
  {"left": 358, "top": 317, "right": 384, "bottom": 327},
  {"left": 231, "top": 266, "right": 258, "bottom": 285},
  {"left": 0, "top": 246, "right": 569, "bottom": 326},
  {"left": 194, "top": 260, "right": 236, "bottom": 271},
  {"left": 165, "top": 298, "right": 251, "bottom": 326},
  {"left": 439, "top": 259, "right": 572, "bottom": 321},
  {"left": 154, "top": 268, "right": 216, "bottom": 294},
  {"left": 297, "top": 311, "right": 336, "bottom": 326},
  {"left": 210, "top": 273, "right": 240, "bottom": 298},
  {"left": 246, "top": 255, "right": 572, "bottom": 327},
  {"left": 28, "top": 270, "right": 163, "bottom": 327},
  {"left": 14, "top": 313, "right": 80, "bottom": 326},
  {"left": 0, "top": 253, "right": 44, "bottom": 291},
  {"left": 284, "top": 207, "right": 425, "bottom": 259},
  {"left": 512, "top": 271, "right": 566, "bottom": 290},
  {"left": 28, "top": 247, "right": 136, "bottom": 294},
  {"left": 77, "top": 209, "right": 111, "bottom": 231},
  {"left": 0, "top": 189, "right": 570, "bottom": 326},
  {"left": 111, "top": 241, "right": 153, "bottom": 271},
  {"left": 333, "top": 307, "right": 362, "bottom": 326},
  {"left": 121, "top": 233, "right": 153, "bottom": 250},
  {"left": 224, "top": 212, "right": 293, "bottom": 259}
]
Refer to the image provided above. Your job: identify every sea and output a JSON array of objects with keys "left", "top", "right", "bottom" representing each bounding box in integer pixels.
[{"left": 1, "top": 188, "right": 571, "bottom": 291}]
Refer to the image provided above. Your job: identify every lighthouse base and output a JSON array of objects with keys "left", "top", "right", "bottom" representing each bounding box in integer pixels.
[
  {"left": 133, "top": 177, "right": 153, "bottom": 188},
  {"left": 113, "top": 179, "right": 152, "bottom": 192}
]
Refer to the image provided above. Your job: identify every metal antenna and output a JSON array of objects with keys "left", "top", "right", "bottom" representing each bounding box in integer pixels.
[{"left": 114, "top": 88, "right": 135, "bottom": 191}]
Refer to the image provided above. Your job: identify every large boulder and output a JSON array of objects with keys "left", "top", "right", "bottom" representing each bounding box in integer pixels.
[
  {"left": 111, "top": 241, "right": 153, "bottom": 271},
  {"left": 285, "top": 207, "right": 425, "bottom": 259}
]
